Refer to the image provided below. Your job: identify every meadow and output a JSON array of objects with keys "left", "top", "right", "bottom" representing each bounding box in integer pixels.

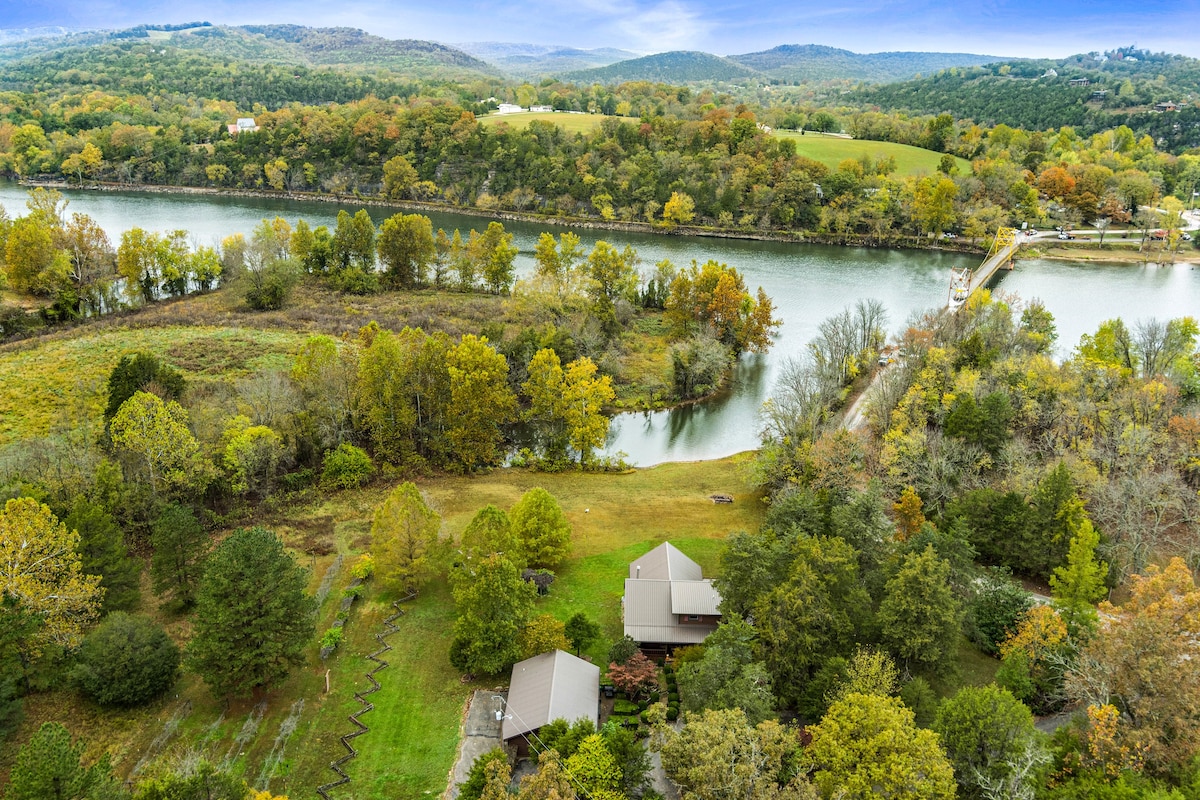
[{"left": 774, "top": 130, "right": 972, "bottom": 176}]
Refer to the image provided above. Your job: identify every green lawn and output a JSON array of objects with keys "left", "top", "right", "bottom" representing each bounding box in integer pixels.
[
  {"left": 477, "top": 111, "right": 633, "bottom": 134},
  {"left": 773, "top": 131, "right": 971, "bottom": 177}
]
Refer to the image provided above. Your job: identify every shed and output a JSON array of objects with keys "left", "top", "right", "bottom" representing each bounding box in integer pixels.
[{"left": 502, "top": 650, "right": 599, "bottom": 754}]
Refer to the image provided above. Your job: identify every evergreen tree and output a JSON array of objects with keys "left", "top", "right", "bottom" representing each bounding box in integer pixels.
[
  {"left": 371, "top": 481, "right": 443, "bottom": 595},
  {"left": 64, "top": 498, "right": 140, "bottom": 613},
  {"left": 1049, "top": 499, "right": 1109, "bottom": 639},
  {"left": 7, "top": 722, "right": 126, "bottom": 800},
  {"left": 104, "top": 352, "right": 184, "bottom": 419},
  {"left": 186, "top": 527, "right": 315, "bottom": 697},
  {"left": 150, "top": 504, "right": 207, "bottom": 610},
  {"left": 72, "top": 613, "right": 179, "bottom": 707},
  {"left": 877, "top": 545, "right": 961, "bottom": 676},
  {"left": 0, "top": 596, "right": 41, "bottom": 738}
]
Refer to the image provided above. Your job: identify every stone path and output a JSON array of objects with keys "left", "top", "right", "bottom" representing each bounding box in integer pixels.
[{"left": 445, "top": 690, "right": 506, "bottom": 799}]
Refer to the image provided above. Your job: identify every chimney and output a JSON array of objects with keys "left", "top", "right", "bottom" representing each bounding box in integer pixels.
[{"left": 636, "top": 565, "right": 640, "bottom": 578}]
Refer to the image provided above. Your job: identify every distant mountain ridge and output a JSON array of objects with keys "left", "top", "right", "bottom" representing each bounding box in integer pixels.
[
  {"left": 729, "top": 44, "right": 1005, "bottom": 83},
  {"left": 454, "top": 41, "right": 639, "bottom": 76}
]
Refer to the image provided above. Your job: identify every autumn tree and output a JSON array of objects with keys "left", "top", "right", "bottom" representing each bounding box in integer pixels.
[
  {"left": 519, "top": 613, "right": 571, "bottom": 659},
  {"left": 806, "top": 692, "right": 955, "bottom": 800},
  {"left": 892, "top": 487, "right": 926, "bottom": 541},
  {"left": 450, "top": 554, "right": 536, "bottom": 676},
  {"left": 221, "top": 417, "right": 285, "bottom": 499},
  {"left": 470, "top": 221, "right": 518, "bottom": 295},
  {"left": 522, "top": 349, "right": 614, "bottom": 466},
  {"left": 1066, "top": 558, "right": 1200, "bottom": 773},
  {"left": 0, "top": 498, "right": 102, "bottom": 654},
  {"left": 382, "top": 154, "right": 419, "bottom": 199},
  {"left": 677, "top": 617, "right": 775, "bottom": 725},
  {"left": 330, "top": 209, "right": 376, "bottom": 271},
  {"left": 109, "top": 391, "right": 209, "bottom": 499},
  {"left": 186, "top": 527, "right": 315, "bottom": 697},
  {"left": 997, "top": 605, "right": 1069, "bottom": 714},
  {"left": 371, "top": 481, "right": 442, "bottom": 594},
  {"left": 608, "top": 651, "right": 658, "bottom": 700},
  {"left": 445, "top": 335, "right": 517, "bottom": 469},
  {"left": 509, "top": 488, "right": 572, "bottom": 569},
  {"left": 662, "top": 191, "right": 696, "bottom": 226}
]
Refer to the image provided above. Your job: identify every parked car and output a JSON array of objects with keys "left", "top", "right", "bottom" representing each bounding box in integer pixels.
[
  {"left": 1057, "top": 232, "right": 1075, "bottom": 240},
  {"left": 1182, "top": 232, "right": 1193, "bottom": 241},
  {"left": 1150, "top": 230, "right": 1168, "bottom": 240}
]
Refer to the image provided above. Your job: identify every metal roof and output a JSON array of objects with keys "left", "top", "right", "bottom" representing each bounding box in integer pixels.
[
  {"left": 623, "top": 579, "right": 717, "bottom": 645},
  {"left": 628, "top": 542, "right": 703, "bottom": 581},
  {"left": 501, "top": 650, "right": 599, "bottom": 741},
  {"left": 670, "top": 580, "right": 722, "bottom": 616}
]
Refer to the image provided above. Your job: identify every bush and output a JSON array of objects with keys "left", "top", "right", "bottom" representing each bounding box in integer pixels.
[
  {"left": 648, "top": 690, "right": 661, "bottom": 703},
  {"left": 320, "top": 628, "right": 344, "bottom": 651},
  {"left": 666, "top": 705, "right": 679, "bottom": 721},
  {"left": 350, "top": 554, "right": 375, "bottom": 580},
  {"left": 608, "top": 635, "right": 639, "bottom": 666},
  {"left": 458, "top": 748, "right": 508, "bottom": 800},
  {"left": 668, "top": 691, "right": 679, "bottom": 703},
  {"left": 321, "top": 444, "right": 375, "bottom": 490},
  {"left": 72, "top": 613, "right": 180, "bottom": 707},
  {"left": 244, "top": 259, "right": 301, "bottom": 310},
  {"left": 968, "top": 569, "right": 1034, "bottom": 655},
  {"left": 613, "top": 699, "right": 639, "bottom": 715}
]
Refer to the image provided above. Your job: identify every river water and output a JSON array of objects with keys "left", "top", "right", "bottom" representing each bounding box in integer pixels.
[{"left": 2, "top": 183, "right": 1197, "bottom": 465}]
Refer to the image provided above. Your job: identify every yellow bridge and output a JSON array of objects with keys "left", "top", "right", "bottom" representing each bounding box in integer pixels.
[{"left": 947, "top": 227, "right": 1021, "bottom": 309}]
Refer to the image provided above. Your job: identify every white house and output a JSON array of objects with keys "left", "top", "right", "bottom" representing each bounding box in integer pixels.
[
  {"left": 496, "top": 103, "right": 524, "bottom": 114},
  {"left": 227, "top": 117, "right": 259, "bottom": 135}
]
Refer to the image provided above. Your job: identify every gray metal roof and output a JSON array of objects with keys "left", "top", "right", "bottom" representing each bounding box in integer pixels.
[
  {"left": 628, "top": 542, "right": 703, "bottom": 581},
  {"left": 670, "top": 580, "right": 722, "bottom": 616},
  {"left": 623, "top": 579, "right": 717, "bottom": 644},
  {"left": 501, "top": 650, "right": 599, "bottom": 741}
]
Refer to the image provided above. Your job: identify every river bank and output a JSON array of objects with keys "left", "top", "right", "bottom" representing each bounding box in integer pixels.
[
  {"left": 19, "top": 178, "right": 986, "bottom": 256},
  {"left": 1028, "top": 242, "right": 1200, "bottom": 264}
]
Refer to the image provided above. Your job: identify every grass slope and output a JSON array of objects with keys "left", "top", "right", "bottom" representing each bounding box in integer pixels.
[{"left": 774, "top": 131, "right": 971, "bottom": 176}]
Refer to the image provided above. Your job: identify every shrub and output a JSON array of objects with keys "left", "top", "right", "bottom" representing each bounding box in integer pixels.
[
  {"left": 608, "top": 635, "right": 640, "bottom": 666},
  {"left": 72, "top": 613, "right": 180, "bottom": 707},
  {"left": 342, "top": 584, "right": 363, "bottom": 599},
  {"left": 458, "top": 748, "right": 508, "bottom": 800},
  {"left": 350, "top": 554, "right": 375, "bottom": 580},
  {"left": 321, "top": 444, "right": 375, "bottom": 490},
  {"left": 648, "top": 690, "right": 661, "bottom": 703},
  {"left": 244, "top": 259, "right": 301, "bottom": 310},
  {"left": 320, "top": 628, "right": 344, "bottom": 651},
  {"left": 666, "top": 705, "right": 679, "bottom": 721},
  {"left": 613, "top": 699, "right": 639, "bottom": 715}
]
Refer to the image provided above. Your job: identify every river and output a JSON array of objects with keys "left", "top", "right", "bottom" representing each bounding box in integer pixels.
[{"left": 2, "top": 182, "right": 1197, "bottom": 465}]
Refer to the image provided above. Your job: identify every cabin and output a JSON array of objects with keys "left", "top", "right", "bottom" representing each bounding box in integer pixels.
[
  {"left": 623, "top": 542, "right": 722, "bottom": 658},
  {"left": 496, "top": 103, "right": 524, "bottom": 114},
  {"left": 501, "top": 650, "right": 599, "bottom": 758},
  {"left": 529, "top": 105, "right": 553, "bottom": 113},
  {"left": 1154, "top": 101, "right": 1180, "bottom": 113},
  {"left": 1068, "top": 78, "right": 1091, "bottom": 87}
]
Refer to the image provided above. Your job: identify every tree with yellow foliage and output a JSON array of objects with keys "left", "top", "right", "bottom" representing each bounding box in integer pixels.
[{"left": 0, "top": 498, "right": 102, "bottom": 654}]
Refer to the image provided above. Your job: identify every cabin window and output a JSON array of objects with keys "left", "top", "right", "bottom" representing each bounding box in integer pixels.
[{"left": 686, "top": 615, "right": 701, "bottom": 622}]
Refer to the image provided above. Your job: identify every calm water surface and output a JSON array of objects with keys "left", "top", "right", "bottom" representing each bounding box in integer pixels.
[{"left": 3, "top": 183, "right": 1196, "bottom": 465}]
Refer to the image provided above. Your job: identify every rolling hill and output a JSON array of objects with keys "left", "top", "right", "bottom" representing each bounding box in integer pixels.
[
  {"left": 563, "top": 50, "right": 758, "bottom": 84},
  {"left": 0, "top": 23, "right": 497, "bottom": 76},
  {"left": 730, "top": 44, "right": 1004, "bottom": 83}
]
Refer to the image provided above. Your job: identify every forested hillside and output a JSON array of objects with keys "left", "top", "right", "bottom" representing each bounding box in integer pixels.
[
  {"left": 563, "top": 51, "right": 758, "bottom": 84},
  {"left": 729, "top": 44, "right": 1003, "bottom": 83},
  {"left": 855, "top": 47, "right": 1200, "bottom": 149},
  {"left": 454, "top": 42, "right": 639, "bottom": 76}
]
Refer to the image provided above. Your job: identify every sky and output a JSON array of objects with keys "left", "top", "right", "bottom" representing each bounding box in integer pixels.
[{"left": 6, "top": 0, "right": 1200, "bottom": 59}]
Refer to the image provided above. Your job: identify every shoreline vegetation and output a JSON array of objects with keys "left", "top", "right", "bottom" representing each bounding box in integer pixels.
[{"left": 19, "top": 178, "right": 989, "bottom": 254}]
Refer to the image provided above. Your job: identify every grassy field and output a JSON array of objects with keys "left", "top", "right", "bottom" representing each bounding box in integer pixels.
[
  {"left": 0, "top": 325, "right": 307, "bottom": 445},
  {"left": 774, "top": 131, "right": 972, "bottom": 177},
  {"left": 477, "top": 111, "right": 635, "bottom": 133}
]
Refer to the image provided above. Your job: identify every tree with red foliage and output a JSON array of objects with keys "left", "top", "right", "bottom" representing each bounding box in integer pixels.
[{"left": 608, "top": 652, "right": 658, "bottom": 700}]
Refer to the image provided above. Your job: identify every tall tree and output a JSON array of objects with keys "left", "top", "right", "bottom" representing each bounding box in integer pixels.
[
  {"left": 331, "top": 209, "right": 376, "bottom": 271},
  {"left": 63, "top": 498, "right": 140, "bottom": 613},
  {"left": 0, "top": 498, "right": 102, "bottom": 655},
  {"left": 459, "top": 505, "right": 521, "bottom": 570},
  {"left": 104, "top": 352, "right": 185, "bottom": 420},
  {"left": 657, "top": 707, "right": 815, "bottom": 800},
  {"left": 877, "top": 545, "right": 961, "bottom": 676},
  {"left": 806, "top": 692, "right": 955, "bottom": 800},
  {"left": 561, "top": 357, "right": 615, "bottom": 466},
  {"left": 509, "top": 488, "right": 571, "bottom": 570},
  {"left": 445, "top": 335, "right": 517, "bottom": 470},
  {"left": 186, "top": 527, "right": 315, "bottom": 697},
  {"left": 449, "top": 554, "right": 535, "bottom": 676},
  {"left": 149, "top": 504, "right": 207, "bottom": 610},
  {"left": 376, "top": 213, "right": 435, "bottom": 288},
  {"left": 1049, "top": 499, "right": 1109, "bottom": 639},
  {"left": 1067, "top": 558, "right": 1200, "bottom": 773},
  {"left": 371, "top": 481, "right": 443, "bottom": 595},
  {"left": 471, "top": 221, "right": 518, "bottom": 295}
]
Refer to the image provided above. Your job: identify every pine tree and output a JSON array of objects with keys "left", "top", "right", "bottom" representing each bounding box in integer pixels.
[
  {"left": 1049, "top": 499, "right": 1109, "bottom": 638},
  {"left": 150, "top": 504, "right": 207, "bottom": 610},
  {"left": 371, "top": 481, "right": 442, "bottom": 595},
  {"left": 186, "top": 527, "right": 315, "bottom": 697}
]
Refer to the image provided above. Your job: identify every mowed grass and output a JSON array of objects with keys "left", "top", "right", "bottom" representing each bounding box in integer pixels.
[
  {"left": 477, "top": 111, "right": 635, "bottom": 133},
  {"left": 773, "top": 131, "right": 971, "bottom": 177},
  {"left": 0, "top": 325, "right": 307, "bottom": 445}
]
